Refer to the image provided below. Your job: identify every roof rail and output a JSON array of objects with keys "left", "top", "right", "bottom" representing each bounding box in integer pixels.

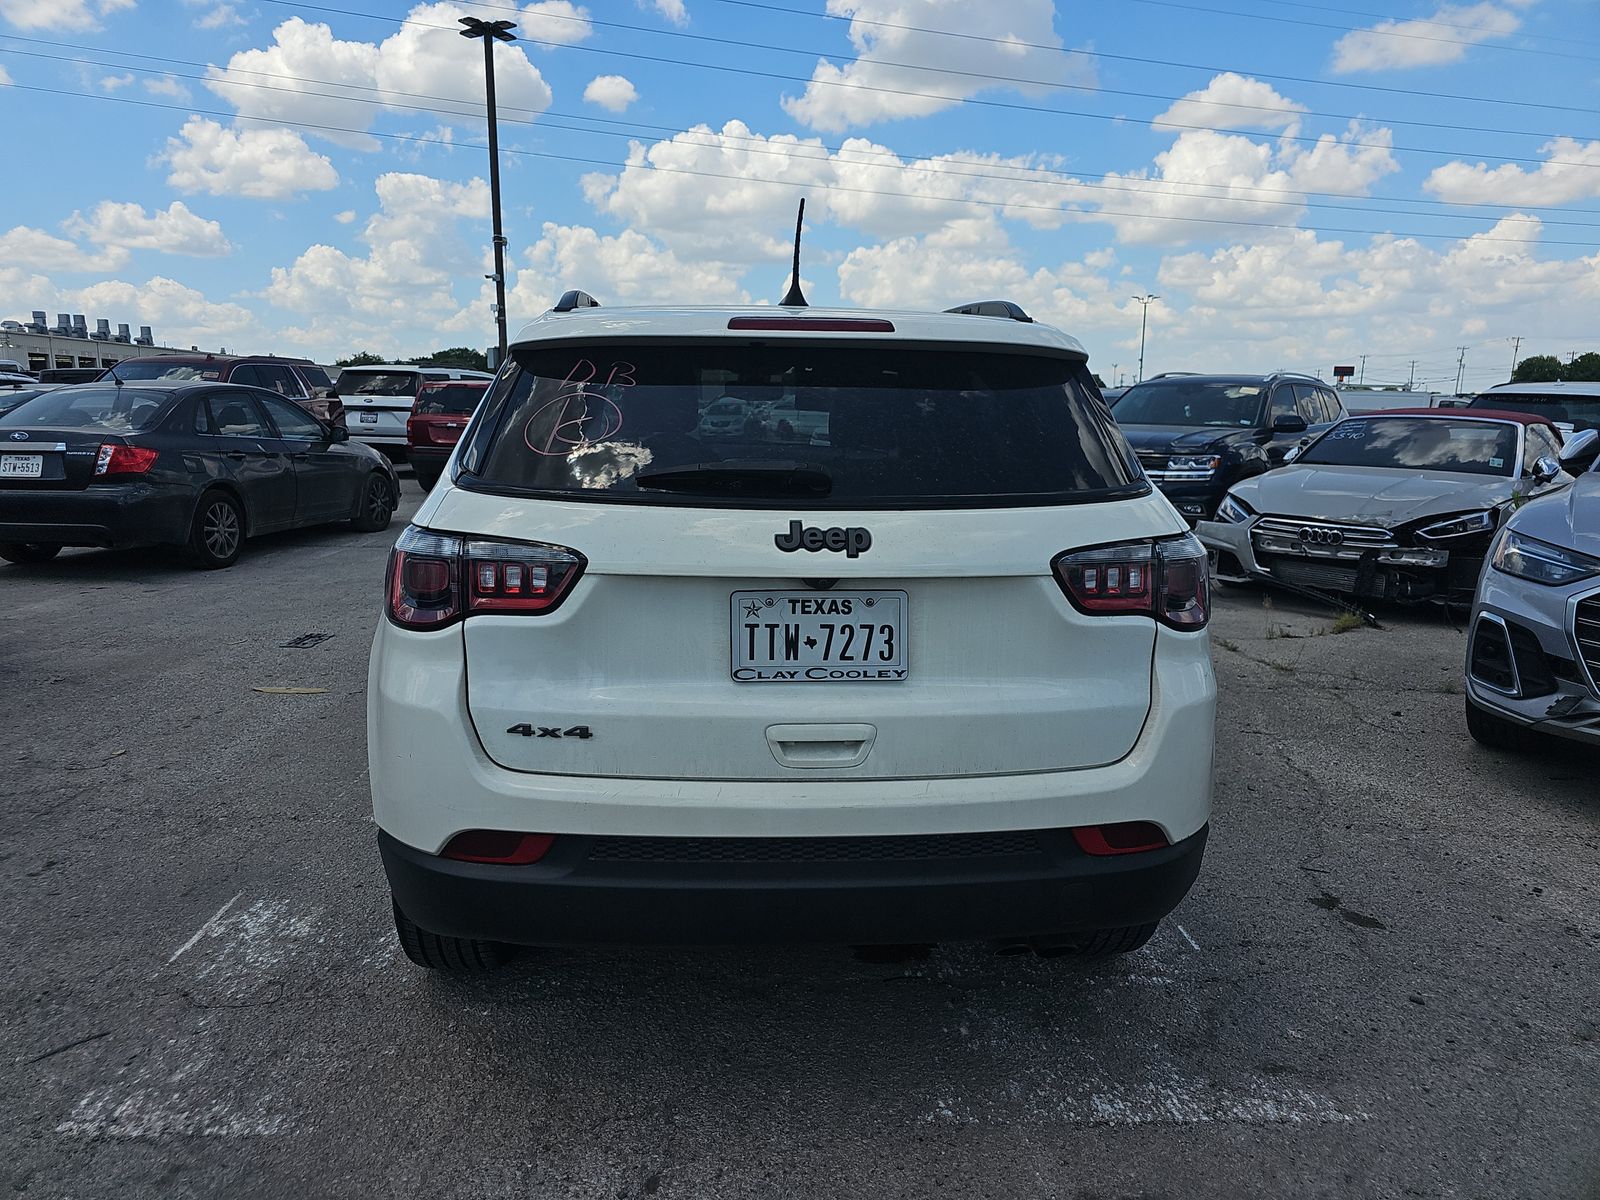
[
  {"left": 552, "top": 289, "right": 602, "bottom": 313},
  {"left": 943, "top": 299, "right": 1033, "bottom": 323}
]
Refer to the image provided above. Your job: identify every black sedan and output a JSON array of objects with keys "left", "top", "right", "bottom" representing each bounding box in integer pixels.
[{"left": 0, "top": 382, "right": 399, "bottom": 569}]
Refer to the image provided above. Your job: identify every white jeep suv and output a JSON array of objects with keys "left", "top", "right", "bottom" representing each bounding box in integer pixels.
[{"left": 369, "top": 295, "right": 1216, "bottom": 970}]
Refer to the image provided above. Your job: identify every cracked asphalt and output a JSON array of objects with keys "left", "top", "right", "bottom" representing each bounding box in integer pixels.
[{"left": 3, "top": 483, "right": 1598, "bottom": 1199}]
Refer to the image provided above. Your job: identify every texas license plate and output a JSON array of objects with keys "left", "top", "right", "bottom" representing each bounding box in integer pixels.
[
  {"left": 359, "top": 412, "right": 379, "bottom": 424},
  {"left": 730, "top": 590, "right": 908, "bottom": 682},
  {"left": 0, "top": 454, "right": 43, "bottom": 478}
]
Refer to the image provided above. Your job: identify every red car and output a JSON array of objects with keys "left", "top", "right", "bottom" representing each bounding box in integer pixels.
[{"left": 406, "top": 380, "right": 488, "bottom": 490}]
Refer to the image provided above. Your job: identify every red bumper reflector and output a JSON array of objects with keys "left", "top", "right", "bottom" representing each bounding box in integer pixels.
[
  {"left": 441, "top": 831, "right": 555, "bottom": 865},
  {"left": 1072, "top": 822, "right": 1170, "bottom": 856}
]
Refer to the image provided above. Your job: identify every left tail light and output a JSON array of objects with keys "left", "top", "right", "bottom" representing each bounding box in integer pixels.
[
  {"left": 386, "top": 525, "right": 585, "bottom": 630},
  {"left": 1053, "top": 533, "right": 1209, "bottom": 630},
  {"left": 94, "top": 444, "right": 159, "bottom": 477}
]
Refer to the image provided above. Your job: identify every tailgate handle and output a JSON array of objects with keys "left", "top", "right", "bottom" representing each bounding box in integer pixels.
[{"left": 765, "top": 723, "right": 876, "bottom": 769}]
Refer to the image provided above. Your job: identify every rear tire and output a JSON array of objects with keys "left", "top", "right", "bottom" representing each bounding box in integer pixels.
[
  {"left": 1465, "top": 695, "right": 1548, "bottom": 753},
  {"left": 413, "top": 465, "right": 440, "bottom": 492},
  {"left": 392, "top": 901, "right": 510, "bottom": 972},
  {"left": 186, "top": 491, "right": 244, "bottom": 570},
  {"left": 1033, "top": 922, "right": 1159, "bottom": 958},
  {"left": 0, "top": 542, "right": 63, "bottom": 565},
  {"left": 349, "top": 472, "right": 395, "bottom": 533}
]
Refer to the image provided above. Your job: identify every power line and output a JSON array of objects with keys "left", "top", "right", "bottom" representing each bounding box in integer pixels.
[
  {"left": 9, "top": 41, "right": 1600, "bottom": 233},
  {"left": 10, "top": 81, "right": 1597, "bottom": 250},
  {"left": 701, "top": 0, "right": 1600, "bottom": 116},
  {"left": 236, "top": 0, "right": 1600, "bottom": 169}
]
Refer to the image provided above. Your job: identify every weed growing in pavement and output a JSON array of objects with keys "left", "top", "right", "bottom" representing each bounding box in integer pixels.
[
  {"left": 1331, "top": 612, "right": 1364, "bottom": 635},
  {"left": 1214, "top": 637, "right": 1240, "bottom": 652}
]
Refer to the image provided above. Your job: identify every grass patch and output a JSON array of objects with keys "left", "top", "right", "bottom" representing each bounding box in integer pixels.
[
  {"left": 1331, "top": 612, "right": 1364, "bottom": 635},
  {"left": 1214, "top": 637, "right": 1240, "bottom": 652}
]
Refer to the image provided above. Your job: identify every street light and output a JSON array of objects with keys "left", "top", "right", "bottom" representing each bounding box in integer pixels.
[
  {"left": 1132, "top": 294, "right": 1159, "bottom": 382},
  {"left": 460, "top": 15, "right": 516, "bottom": 364}
]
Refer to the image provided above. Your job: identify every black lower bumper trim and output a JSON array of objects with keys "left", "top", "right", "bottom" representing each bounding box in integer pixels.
[{"left": 378, "top": 824, "right": 1209, "bottom": 947}]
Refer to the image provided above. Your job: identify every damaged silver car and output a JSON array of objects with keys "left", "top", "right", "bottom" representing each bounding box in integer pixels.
[
  {"left": 1198, "top": 409, "right": 1589, "bottom": 605},
  {"left": 1465, "top": 428, "right": 1600, "bottom": 750}
]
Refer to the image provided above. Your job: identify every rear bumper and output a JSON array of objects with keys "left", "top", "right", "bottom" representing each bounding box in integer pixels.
[
  {"left": 0, "top": 482, "right": 190, "bottom": 548},
  {"left": 406, "top": 446, "right": 451, "bottom": 471},
  {"left": 380, "top": 824, "right": 1208, "bottom": 947}
]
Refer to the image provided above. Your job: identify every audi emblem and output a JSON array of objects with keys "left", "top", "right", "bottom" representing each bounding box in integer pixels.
[
  {"left": 8, "top": 431, "right": 27, "bottom": 441},
  {"left": 1299, "top": 526, "right": 1344, "bottom": 546}
]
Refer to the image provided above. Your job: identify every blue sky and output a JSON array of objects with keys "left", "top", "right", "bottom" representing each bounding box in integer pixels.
[{"left": 1, "top": 0, "right": 1596, "bottom": 390}]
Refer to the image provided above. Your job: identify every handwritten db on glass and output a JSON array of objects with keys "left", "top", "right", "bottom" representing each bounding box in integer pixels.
[{"left": 523, "top": 359, "right": 637, "bottom": 457}]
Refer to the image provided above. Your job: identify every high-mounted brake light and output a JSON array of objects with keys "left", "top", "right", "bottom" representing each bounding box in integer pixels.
[
  {"left": 94, "top": 444, "right": 159, "bottom": 477},
  {"left": 1053, "top": 533, "right": 1209, "bottom": 630},
  {"left": 727, "top": 317, "right": 896, "bottom": 332},
  {"left": 386, "top": 526, "right": 585, "bottom": 630}
]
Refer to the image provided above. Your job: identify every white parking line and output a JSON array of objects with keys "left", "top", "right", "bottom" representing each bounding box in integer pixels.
[
  {"left": 1176, "top": 924, "right": 1201, "bottom": 952},
  {"left": 167, "top": 891, "right": 243, "bottom": 964}
]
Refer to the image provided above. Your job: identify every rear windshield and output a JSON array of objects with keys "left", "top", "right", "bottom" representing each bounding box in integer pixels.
[
  {"left": 0, "top": 386, "right": 172, "bottom": 431},
  {"left": 461, "top": 343, "right": 1143, "bottom": 509},
  {"left": 1469, "top": 393, "right": 1600, "bottom": 431},
  {"left": 1112, "top": 378, "right": 1265, "bottom": 427},
  {"left": 1299, "top": 417, "right": 1518, "bottom": 476},
  {"left": 339, "top": 371, "right": 418, "bottom": 397},
  {"left": 416, "top": 384, "right": 486, "bottom": 415},
  {"left": 301, "top": 365, "right": 334, "bottom": 390},
  {"left": 106, "top": 360, "right": 218, "bottom": 382}
]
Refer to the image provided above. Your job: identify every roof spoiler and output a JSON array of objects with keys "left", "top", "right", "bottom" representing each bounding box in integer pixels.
[
  {"left": 943, "top": 299, "right": 1033, "bottom": 323},
  {"left": 552, "top": 290, "right": 602, "bottom": 313}
]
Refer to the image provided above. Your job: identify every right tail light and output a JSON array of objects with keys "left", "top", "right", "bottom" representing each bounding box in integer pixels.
[
  {"left": 1053, "top": 533, "right": 1209, "bottom": 630},
  {"left": 386, "top": 525, "right": 585, "bottom": 630}
]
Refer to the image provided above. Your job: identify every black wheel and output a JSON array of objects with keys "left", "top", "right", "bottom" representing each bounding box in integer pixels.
[
  {"left": 0, "top": 542, "right": 62, "bottom": 565},
  {"left": 1032, "top": 922, "right": 1159, "bottom": 958},
  {"left": 413, "top": 466, "right": 440, "bottom": 492},
  {"left": 1465, "top": 695, "right": 1548, "bottom": 753},
  {"left": 187, "top": 491, "right": 244, "bottom": 569},
  {"left": 392, "top": 901, "right": 510, "bottom": 972},
  {"left": 350, "top": 472, "right": 395, "bottom": 533}
]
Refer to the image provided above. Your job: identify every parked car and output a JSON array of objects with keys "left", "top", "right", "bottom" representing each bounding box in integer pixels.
[
  {"left": 1464, "top": 429, "right": 1600, "bottom": 751},
  {"left": 0, "top": 382, "right": 398, "bottom": 569},
  {"left": 335, "top": 364, "right": 493, "bottom": 460},
  {"left": 1467, "top": 381, "right": 1600, "bottom": 436},
  {"left": 1111, "top": 372, "right": 1345, "bottom": 521},
  {"left": 1198, "top": 409, "right": 1572, "bottom": 603},
  {"left": 37, "top": 368, "right": 105, "bottom": 384},
  {"left": 102, "top": 354, "right": 340, "bottom": 422},
  {"left": 695, "top": 397, "right": 752, "bottom": 438},
  {"left": 0, "top": 387, "right": 63, "bottom": 418},
  {"left": 1, "top": 371, "right": 39, "bottom": 386},
  {"left": 370, "top": 294, "right": 1215, "bottom": 972},
  {"left": 406, "top": 379, "right": 488, "bottom": 490}
]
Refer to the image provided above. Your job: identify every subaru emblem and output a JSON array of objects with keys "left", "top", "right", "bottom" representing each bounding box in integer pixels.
[{"left": 8, "top": 431, "right": 27, "bottom": 441}]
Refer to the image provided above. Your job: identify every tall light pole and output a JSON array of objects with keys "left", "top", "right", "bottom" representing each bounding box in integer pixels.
[
  {"left": 1133, "top": 294, "right": 1159, "bottom": 382},
  {"left": 460, "top": 15, "right": 516, "bottom": 365}
]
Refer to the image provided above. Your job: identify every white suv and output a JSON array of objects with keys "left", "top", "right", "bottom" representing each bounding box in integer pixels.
[{"left": 369, "top": 297, "right": 1216, "bottom": 970}]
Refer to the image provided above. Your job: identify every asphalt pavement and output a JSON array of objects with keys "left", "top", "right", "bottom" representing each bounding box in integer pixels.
[{"left": 3, "top": 484, "right": 1597, "bottom": 1199}]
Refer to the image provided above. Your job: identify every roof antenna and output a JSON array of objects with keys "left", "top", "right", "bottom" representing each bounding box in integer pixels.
[{"left": 779, "top": 198, "right": 808, "bottom": 308}]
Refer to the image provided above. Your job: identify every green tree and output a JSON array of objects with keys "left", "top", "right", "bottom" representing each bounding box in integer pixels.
[
  {"left": 1565, "top": 352, "right": 1600, "bottom": 382},
  {"left": 334, "top": 350, "right": 386, "bottom": 368},
  {"left": 1512, "top": 354, "right": 1564, "bottom": 383},
  {"left": 410, "top": 346, "right": 489, "bottom": 372}
]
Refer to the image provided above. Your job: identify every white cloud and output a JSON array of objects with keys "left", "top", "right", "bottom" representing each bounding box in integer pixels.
[
  {"left": 75, "top": 276, "right": 255, "bottom": 348},
  {"left": 0, "top": 225, "right": 119, "bottom": 271},
  {"left": 782, "top": 0, "right": 1093, "bottom": 133},
  {"left": 583, "top": 74, "right": 638, "bottom": 112},
  {"left": 64, "top": 201, "right": 232, "bottom": 258},
  {"left": 162, "top": 117, "right": 340, "bottom": 199},
  {"left": 1153, "top": 73, "right": 1306, "bottom": 133},
  {"left": 0, "top": 65, "right": 12, "bottom": 86},
  {"left": 196, "top": 3, "right": 245, "bottom": 29},
  {"left": 0, "top": 0, "right": 130, "bottom": 32},
  {"left": 143, "top": 75, "right": 190, "bottom": 99},
  {"left": 205, "top": 6, "right": 553, "bottom": 152},
  {"left": 1331, "top": 2, "right": 1521, "bottom": 73},
  {"left": 521, "top": 0, "right": 591, "bottom": 45},
  {"left": 1424, "top": 137, "right": 1600, "bottom": 206},
  {"left": 640, "top": 0, "right": 686, "bottom": 25},
  {"left": 100, "top": 73, "right": 134, "bottom": 91},
  {"left": 334, "top": 210, "right": 357, "bottom": 224}
]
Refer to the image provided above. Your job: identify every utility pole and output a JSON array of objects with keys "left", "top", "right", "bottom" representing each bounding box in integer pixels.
[
  {"left": 460, "top": 15, "right": 516, "bottom": 365},
  {"left": 1132, "top": 294, "right": 1159, "bottom": 383},
  {"left": 1358, "top": 354, "right": 1367, "bottom": 384},
  {"left": 1509, "top": 336, "right": 1522, "bottom": 380},
  {"left": 1110, "top": 363, "right": 1119, "bottom": 388},
  {"left": 1455, "top": 346, "right": 1469, "bottom": 395},
  {"left": 1407, "top": 360, "right": 1417, "bottom": 389}
]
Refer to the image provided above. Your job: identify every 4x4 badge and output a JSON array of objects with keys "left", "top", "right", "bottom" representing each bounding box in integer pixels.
[{"left": 775, "top": 520, "right": 871, "bottom": 558}]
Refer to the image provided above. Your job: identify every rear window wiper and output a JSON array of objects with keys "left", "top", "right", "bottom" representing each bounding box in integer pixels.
[{"left": 634, "top": 460, "right": 832, "bottom": 496}]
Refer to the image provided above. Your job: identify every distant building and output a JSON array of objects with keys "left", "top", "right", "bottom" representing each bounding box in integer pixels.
[{"left": 0, "top": 309, "right": 190, "bottom": 375}]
